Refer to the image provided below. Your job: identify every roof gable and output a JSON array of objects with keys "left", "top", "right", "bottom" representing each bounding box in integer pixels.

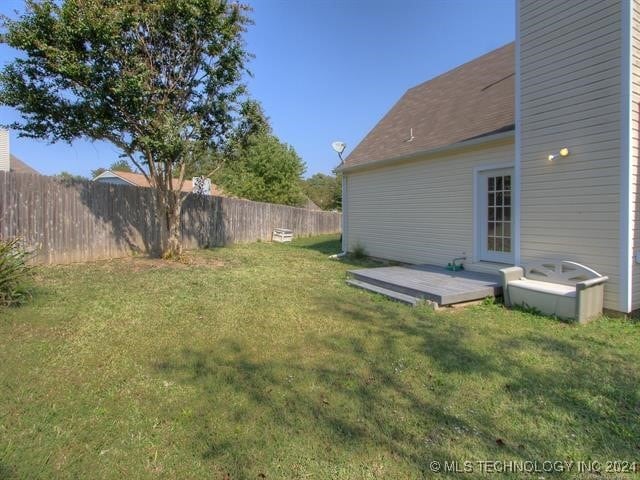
[
  {"left": 344, "top": 42, "right": 515, "bottom": 169},
  {"left": 9, "top": 154, "right": 39, "bottom": 174}
]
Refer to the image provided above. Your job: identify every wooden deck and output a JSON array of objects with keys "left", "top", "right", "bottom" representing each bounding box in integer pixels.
[{"left": 347, "top": 264, "right": 502, "bottom": 306}]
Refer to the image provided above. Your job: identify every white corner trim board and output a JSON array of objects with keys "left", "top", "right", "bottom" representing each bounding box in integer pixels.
[
  {"left": 514, "top": 0, "right": 522, "bottom": 267},
  {"left": 619, "top": 0, "right": 633, "bottom": 313}
]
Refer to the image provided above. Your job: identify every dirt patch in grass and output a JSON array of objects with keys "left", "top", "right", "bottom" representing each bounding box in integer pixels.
[
  {"left": 178, "top": 252, "right": 227, "bottom": 269},
  {"left": 33, "top": 253, "right": 227, "bottom": 275}
]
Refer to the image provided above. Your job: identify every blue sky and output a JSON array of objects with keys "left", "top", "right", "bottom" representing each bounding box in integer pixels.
[{"left": 0, "top": 0, "right": 515, "bottom": 178}]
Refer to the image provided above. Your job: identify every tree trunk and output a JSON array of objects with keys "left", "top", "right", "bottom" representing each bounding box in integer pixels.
[
  {"left": 157, "top": 188, "right": 184, "bottom": 259},
  {"left": 165, "top": 206, "right": 182, "bottom": 259}
]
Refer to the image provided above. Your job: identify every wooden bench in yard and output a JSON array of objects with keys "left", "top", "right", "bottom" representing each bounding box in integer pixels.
[{"left": 500, "top": 261, "right": 608, "bottom": 323}]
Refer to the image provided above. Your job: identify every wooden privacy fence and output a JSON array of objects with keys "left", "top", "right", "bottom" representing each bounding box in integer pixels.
[{"left": 0, "top": 172, "right": 342, "bottom": 264}]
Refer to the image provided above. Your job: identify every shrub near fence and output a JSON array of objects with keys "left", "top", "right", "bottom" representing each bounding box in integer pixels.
[{"left": 0, "top": 172, "right": 342, "bottom": 264}]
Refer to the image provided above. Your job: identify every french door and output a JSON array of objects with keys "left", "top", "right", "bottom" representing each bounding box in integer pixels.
[{"left": 478, "top": 167, "right": 514, "bottom": 263}]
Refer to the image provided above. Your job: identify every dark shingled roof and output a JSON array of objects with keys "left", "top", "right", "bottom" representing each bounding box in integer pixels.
[
  {"left": 10, "top": 154, "right": 39, "bottom": 174},
  {"left": 344, "top": 42, "right": 515, "bottom": 169}
]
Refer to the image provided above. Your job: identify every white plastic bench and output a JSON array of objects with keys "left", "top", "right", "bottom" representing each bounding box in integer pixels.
[{"left": 500, "top": 261, "right": 608, "bottom": 323}]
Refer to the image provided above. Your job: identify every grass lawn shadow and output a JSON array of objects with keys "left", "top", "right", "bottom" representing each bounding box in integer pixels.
[{"left": 2, "top": 234, "right": 639, "bottom": 479}]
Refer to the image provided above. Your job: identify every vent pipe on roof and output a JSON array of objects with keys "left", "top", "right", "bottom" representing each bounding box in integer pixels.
[
  {"left": 0, "top": 129, "right": 9, "bottom": 172},
  {"left": 406, "top": 128, "right": 415, "bottom": 142}
]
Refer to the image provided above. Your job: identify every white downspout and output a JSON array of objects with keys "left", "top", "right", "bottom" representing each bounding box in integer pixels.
[{"left": 329, "top": 173, "right": 348, "bottom": 258}]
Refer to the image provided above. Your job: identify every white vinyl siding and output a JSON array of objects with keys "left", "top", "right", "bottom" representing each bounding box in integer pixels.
[
  {"left": 631, "top": 0, "right": 640, "bottom": 310},
  {"left": 0, "top": 130, "right": 9, "bottom": 172},
  {"left": 345, "top": 138, "right": 513, "bottom": 266},
  {"left": 519, "top": 0, "right": 623, "bottom": 311}
]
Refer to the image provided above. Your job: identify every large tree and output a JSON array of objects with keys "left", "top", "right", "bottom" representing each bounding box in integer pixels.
[
  {"left": 216, "top": 132, "right": 307, "bottom": 206},
  {"left": 0, "top": 0, "right": 251, "bottom": 257},
  {"left": 185, "top": 99, "right": 271, "bottom": 180},
  {"left": 191, "top": 99, "right": 307, "bottom": 206}
]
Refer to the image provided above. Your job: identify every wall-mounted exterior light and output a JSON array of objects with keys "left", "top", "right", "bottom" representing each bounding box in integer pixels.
[{"left": 548, "top": 147, "right": 570, "bottom": 161}]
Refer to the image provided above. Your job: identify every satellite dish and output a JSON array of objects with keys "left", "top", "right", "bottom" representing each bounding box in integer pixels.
[{"left": 331, "top": 141, "right": 346, "bottom": 154}]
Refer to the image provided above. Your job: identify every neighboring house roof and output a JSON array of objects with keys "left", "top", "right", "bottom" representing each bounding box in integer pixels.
[
  {"left": 10, "top": 154, "right": 39, "bottom": 174},
  {"left": 302, "top": 196, "right": 322, "bottom": 211},
  {"left": 344, "top": 42, "right": 515, "bottom": 169},
  {"left": 94, "top": 170, "right": 225, "bottom": 196}
]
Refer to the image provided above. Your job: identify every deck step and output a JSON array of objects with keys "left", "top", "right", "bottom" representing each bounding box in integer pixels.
[
  {"left": 349, "top": 270, "right": 438, "bottom": 301},
  {"left": 347, "top": 265, "right": 501, "bottom": 306},
  {"left": 346, "top": 279, "right": 423, "bottom": 306}
]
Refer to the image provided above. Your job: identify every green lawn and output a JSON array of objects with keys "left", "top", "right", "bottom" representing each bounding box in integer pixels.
[{"left": 0, "top": 235, "right": 638, "bottom": 479}]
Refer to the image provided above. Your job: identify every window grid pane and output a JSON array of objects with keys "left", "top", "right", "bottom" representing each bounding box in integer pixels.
[{"left": 487, "top": 175, "right": 512, "bottom": 253}]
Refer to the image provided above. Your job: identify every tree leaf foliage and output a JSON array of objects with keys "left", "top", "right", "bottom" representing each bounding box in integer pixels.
[
  {"left": 91, "top": 159, "right": 132, "bottom": 179},
  {"left": 1, "top": 0, "right": 251, "bottom": 179},
  {"left": 216, "top": 133, "right": 307, "bottom": 206},
  {"left": 301, "top": 172, "right": 342, "bottom": 211}
]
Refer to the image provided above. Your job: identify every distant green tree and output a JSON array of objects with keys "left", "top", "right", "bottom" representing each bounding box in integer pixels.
[
  {"left": 55, "top": 171, "right": 88, "bottom": 182},
  {"left": 216, "top": 133, "right": 306, "bottom": 206},
  {"left": 332, "top": 172, "right": 343, "bottom": 210},
  {"left": 91, "top": 159, "right": 133, "bottom": 179},
  {"left": 186, "top": 99, "right": 272, "bottom": 180},
  {"left": 193, "top": 100, "right": 306, "bottom": 206},
  {"left": 302, "top": 173, "right": 342, "bottom": 210}
]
